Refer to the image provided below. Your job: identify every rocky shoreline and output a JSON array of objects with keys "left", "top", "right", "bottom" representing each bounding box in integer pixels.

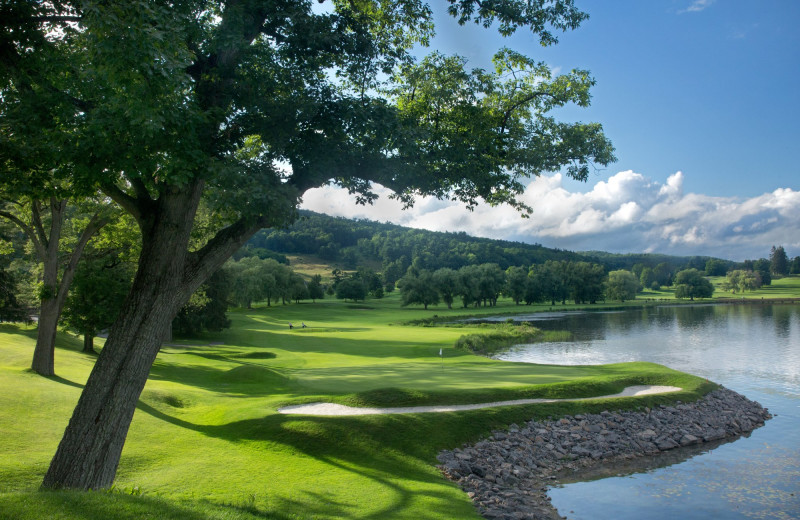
[{"left": 436, "top": 387, "right": 772, "bottom": 520}]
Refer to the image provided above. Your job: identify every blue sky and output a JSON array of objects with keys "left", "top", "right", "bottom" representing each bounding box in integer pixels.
[{"left": 302, "top": 1, "right": 800, "bottom": 261}]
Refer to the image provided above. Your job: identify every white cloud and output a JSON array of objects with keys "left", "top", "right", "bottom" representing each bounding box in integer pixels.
[
  {"left": 679, "top": 0, "right": 715, "bottom": 14},
  {"left": 300, "top": 170, "right": 800, "bottom": 261}
]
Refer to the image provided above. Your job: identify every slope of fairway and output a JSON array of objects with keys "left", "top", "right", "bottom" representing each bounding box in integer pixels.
[{"left": 0, "top": 293, "right": 711, "bottom": 519}]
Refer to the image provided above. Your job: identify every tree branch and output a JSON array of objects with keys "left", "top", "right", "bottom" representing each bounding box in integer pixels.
[
  {"left": 181, "top": 216, "right": 268, "bottom": 300},
  {"left": 130, "top": 177, "right": 155, "bottom": 204},
  {"left": 55, "top": 213, "right": 109, "bottom": 310},
  {"left": 47, "top": 197, "right": 67, "bottom": 258},
  {"left": 500, "top": 91, "right": 553, "bottom": 134},
  {"left": 101, "top": 183, "right": 145, "bottom": 226},
  {"left": 0, "top": 208, "right": 46, "bottom": 259},
  {"left": 31, "top": 199, "right": 48, "bottom": 249}
]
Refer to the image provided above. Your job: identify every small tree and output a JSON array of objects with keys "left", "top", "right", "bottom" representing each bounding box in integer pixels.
[
  {"left": 639, "top": 267, "right": 655, "bottom": 291},
  {"left": 753, "top": 259, "right": 772, "bottom": 286},
  {"left": 307, "top": 275, "right": 325, "bottom": 302},
  {"left": 61, "top": 258, "right": 133, "bottom": 353},
  {"left": 770, "top": 246, "right": 789, "bottom": 276},
  {"left": 722, "top": 270, "right": 762, "bottom": 294},
  {"left": 432, "top": 268, "right": 458, "bottom": 309},
  {"left": 398, "top": 268, "right": 439, "bottom": 309},
  {"left": 605, "top": 270, "right": 639, "bottom": 302},
  {"left": 335, "top": 277, "right": 367, "bottom": 302},
  {"left": 704, "top": 258, "right": 728, "bottom": 277},
  {"left": 674, "top": 269, "right": 714, "bottom": 300},
  {"left": 504, "top": 266, "right": 528, "bottom": 305}
]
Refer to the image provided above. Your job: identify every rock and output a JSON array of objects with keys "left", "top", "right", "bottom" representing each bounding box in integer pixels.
[
  {"left": 438, "top": 386, "right": 770, "bottom": 520},
  {"left": 679, "top": 434, "right": 700, "bottom": 446}
]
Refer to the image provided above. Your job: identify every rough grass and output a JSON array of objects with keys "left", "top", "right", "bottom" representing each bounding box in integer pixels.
[
  {"left": 0, "top": 292, "right": 714, "bottom": 520},
  {"left": 452, "top": 322, "right": 572, "bottom": 356}
]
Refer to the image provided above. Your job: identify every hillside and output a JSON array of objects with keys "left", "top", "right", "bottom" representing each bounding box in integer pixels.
[{"left": 246, "top": 211, "right": 731, "bottom": 277}]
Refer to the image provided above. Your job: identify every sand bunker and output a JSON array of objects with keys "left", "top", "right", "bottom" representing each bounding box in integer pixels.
[{"left": 277, "top": 385, "right": 682, "bottom": 416}]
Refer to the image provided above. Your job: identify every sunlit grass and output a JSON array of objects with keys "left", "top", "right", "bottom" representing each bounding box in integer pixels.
[{"left": 709, "top": 274, "right": 800, "bottom": 299}]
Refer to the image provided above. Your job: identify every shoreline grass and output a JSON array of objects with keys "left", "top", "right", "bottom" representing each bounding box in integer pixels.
[{"left": 0, "top": 291, "right": 737, "bottom": 519}]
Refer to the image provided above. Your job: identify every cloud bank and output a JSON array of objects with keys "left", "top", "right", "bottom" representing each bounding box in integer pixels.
[{"left": 300, "top": 170, "right": 800, "bottom": 261}]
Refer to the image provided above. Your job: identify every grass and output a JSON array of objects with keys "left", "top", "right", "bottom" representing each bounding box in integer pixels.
[
  {"left": 709, "top": 274, "right": 800, "bottom": 299},
  {"left": 0, "top": 291, "right": 718, "bottom": 519}
]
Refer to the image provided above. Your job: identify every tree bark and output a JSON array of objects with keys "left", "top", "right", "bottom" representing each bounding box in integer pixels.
[
  {"left": 42, "top": 183, "right": 263, "bottom": 489},
  {"left": 31, "top": 298, "right": 59, "bottom": 375},
  {"left": 82, "top": 332, "right": 94, "bottom": 353}
]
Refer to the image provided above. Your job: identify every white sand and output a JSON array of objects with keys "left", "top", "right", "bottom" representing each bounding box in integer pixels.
[{"left": 277, "top": 385, "right": 682, "bottom": 416}]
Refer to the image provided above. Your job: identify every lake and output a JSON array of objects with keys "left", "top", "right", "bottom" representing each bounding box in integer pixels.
[{"left": 492, "top": 304, "right": 800, "bottom": 520}]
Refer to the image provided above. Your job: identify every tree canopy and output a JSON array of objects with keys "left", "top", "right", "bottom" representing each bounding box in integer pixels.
[{"left": 674, "top": 269, "right": 714, "bottom": 301}]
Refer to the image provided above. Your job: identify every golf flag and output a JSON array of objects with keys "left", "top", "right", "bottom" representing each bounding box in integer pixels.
[{"left": 438, "top": 348, "right": 442, "bottom": 357}]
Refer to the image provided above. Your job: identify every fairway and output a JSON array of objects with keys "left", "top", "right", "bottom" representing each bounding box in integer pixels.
[{"left": 0, "top": 293, "right": 711, "bottom": 520}]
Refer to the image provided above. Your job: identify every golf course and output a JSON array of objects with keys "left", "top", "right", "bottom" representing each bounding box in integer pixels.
[{"left": 0, "top": 291, "right": 714, "bottom": 520}]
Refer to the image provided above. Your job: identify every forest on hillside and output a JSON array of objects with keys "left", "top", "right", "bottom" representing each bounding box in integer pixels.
[{"left": 246, "top": 211, "right": 729, "bottom": 282}]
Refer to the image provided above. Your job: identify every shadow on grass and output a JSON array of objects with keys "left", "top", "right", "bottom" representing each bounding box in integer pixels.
[
  {"left": 0, "top": 489, "right": 282, "bottom": 520},
  {"left": 135, "top": 401, "right": 479, "bottom": 519},
  {"left": 45, "top": 374, "right": 84, "bottom": 390}
]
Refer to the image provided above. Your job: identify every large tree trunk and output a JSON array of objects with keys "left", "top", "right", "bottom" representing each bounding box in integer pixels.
[{"left": 42, "top": 183, "right": 262, "bottom": 490}]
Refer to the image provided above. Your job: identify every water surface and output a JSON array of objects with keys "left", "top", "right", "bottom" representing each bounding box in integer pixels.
[{"left": 494, "top": 304, "right": 800, "bottom": 519}]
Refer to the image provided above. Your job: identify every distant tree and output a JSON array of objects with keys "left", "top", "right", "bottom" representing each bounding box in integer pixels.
[
  {"left": 524, "top": 266, "right": 546, "bottom": 305},
  {"left": 791, "top": 257, "right": 800, "bottom": 275},
  {"left": 398, "top": 268, "right": 439, "bottom": 309},
  {"left": 722, "top": 270, "right": 762, "bottom": 294},
  {"left": 172, "top": 269, "right": 232, "bottom": 337},
  {"left": 568, "top": 261, "right": 604, "bottom": 304},
  {"left": 605, "top": 270, "right": 639, "bottom": 302},
  {"left": 288, "top": 272, "right": 309, "bottom": 304},
  {"left": 674, "top": 269, "right": 714, "bottom": 300},
  {"left": 355, "top": 267, "right": 383, "bottom": 298},
  {"left": 432, "top": 268, "right": 458, "bottom": 309},
  {"left": 540, "top": 260, "right": 569, "bottom": 305},
  {"left": 307, "top": 275, "right": 325, "bottom": 302},
  {"left": 770, "top": 246, "right": 789, "bottom": 276},
  {"left": 653, "top": 262, "right": 674, "bottom": 287},
  {"left": 477, "top": 264, "right": 505, "bottom": 307},
  {"left": 704, "top": 258, "right": 728, "bottom": 277},
  {"left": 752, "top": 259, "right": 772, "bottom": 286},
  {"left": 639, "top": 267, "right": 655, "bottom": 291},
  {"left": 226, "top": 257, "right": 271, "bottom": 309},
  {"left": 335, "top": 277, "right": 367, "bottom": 303},
  {"left": 504, "top": 266, "right": 528, "bottom": 305},
  {"left": 457, "top": 265, "right": 482, "bottom": 308},
  {"left": 383, "top": 257, "right": 409, "bottom": 287}
]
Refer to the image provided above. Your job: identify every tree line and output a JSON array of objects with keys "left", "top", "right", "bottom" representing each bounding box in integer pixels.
[{"left": 397, "top": 261, "right": 716, "bottom": 310}]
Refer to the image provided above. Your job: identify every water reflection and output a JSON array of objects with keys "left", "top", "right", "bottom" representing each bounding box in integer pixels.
[{"left": 494, "top": 304, "right": 800, "bottom": 520}]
